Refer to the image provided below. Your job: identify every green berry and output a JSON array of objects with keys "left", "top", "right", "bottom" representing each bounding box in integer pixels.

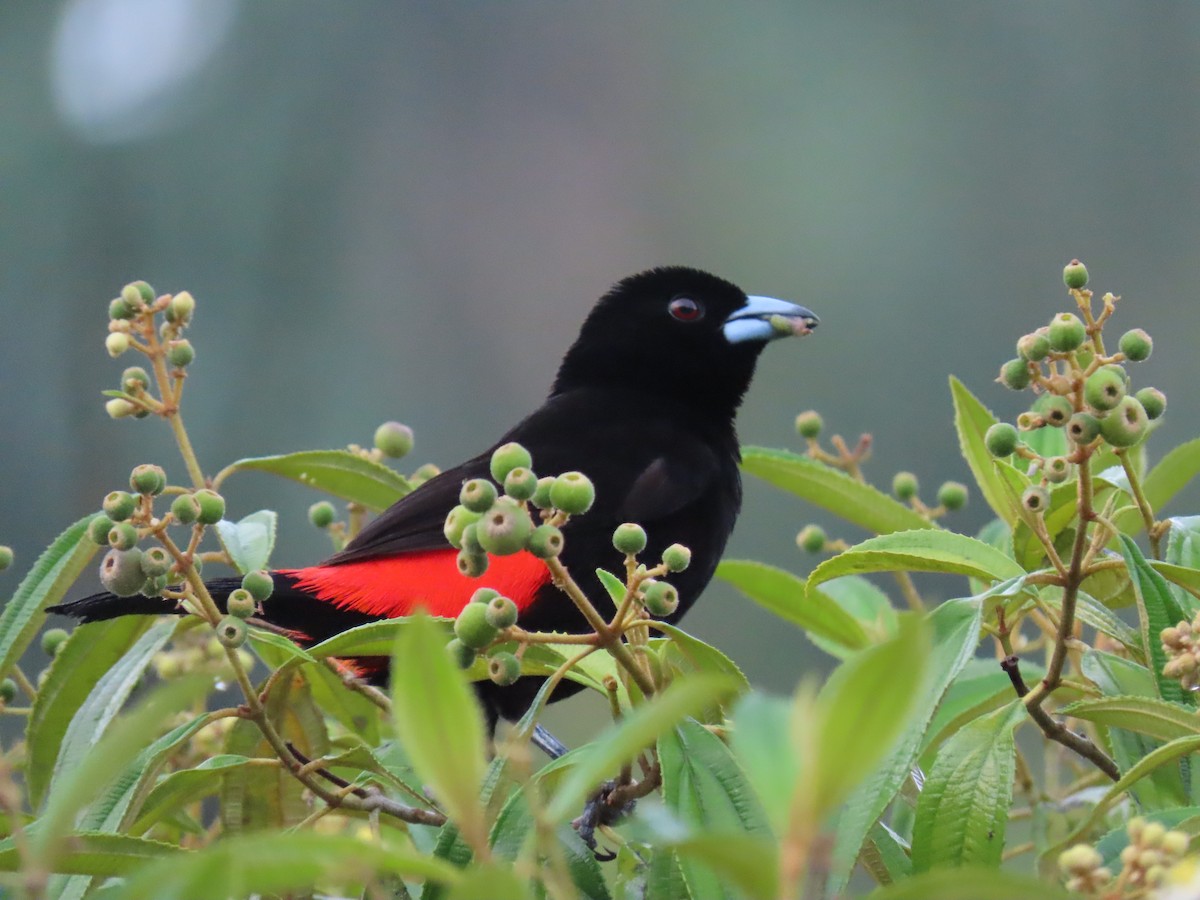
[
  {"left": 373, "top": 421, "right": 414, "bottom": 459},
  {"left": 1067, "top": 412, "right": 1101, "bottom": 444},
  {"left": 459, "top": 478, "right": 498, "bottom": 513},
  {"left": 484, "top": 595, "right": 519, "bottom": 630},
  {"left": 308, "top": 500, "right": 335, "bottom": 529},
  {"left": 613, "top": 523, "right": 648, "bottom": 555},
  {"left": 0, "top": 679, "right": 16, "bottom": 704},
  {"left": 139, "top": 546, "right": 172, "bottom": 578},
  {"left": 167, "top": 291, "right": 195, "bottom": 322},
  {"left": 88, "top": 514, "right": 115, "bottom": 545},
  {"left": 892, "top": 471, "right": 918, "bottom": 501},
  {"left": 1062, "top": 260, "right": 1089, "bottom": 290},
  {"left": 1100, "top": 396, "right": 1149, "bottom": 448},
  {"left": 550, "top": 472, "right": 595, "bottom": 515},
  {"left": 1044, "top": 457, "right": 1072, "bottom": 484},
  {"left": 937, "top": 481, "right": 968, "bottom": 511},
  {"left": 121, "top": 367, "right": 151, "bottom": 394},
  {"left": 140, "top": 573, "right": 169, "bottom": 597},
  {"left": 129, "top": 464, "right": 166, "bottom": 496},
  {"left": 794, "top": 410, "right": 823, "bottom": 439},
  {"left": 470, "top": 587, "right": 500, "bottom": 605},
  {"left": 1119, "top": 328, "right": 1153, "bottom": 362},
  {"left": 796, "top": 524, "right": 827, "bottom": 553},
  {"left": 41, "top": 628, "right": 69, "bottom": 657},
  {"left": 193, "top": 489, "right": 225, "bottom": 525},
  {"left": 998, "top": 358, "right": 1032, "bottom": 390},
  {"left": 1084, "top": 366, "right": 1127, "bottom": 411},
  {"left": 107, "top": 521, "right": 138, "bottom": 551},
  {"left": 1048, "top": 312, "right": 1087, "bottom": 352},
  {"left": 242, "top": 570, "right": 274, "bottom": 602},
  {"left": 109, "top": 297, "right": 135, "bottom": 320},
  {"left": 503, "top": 467, "right": 538, "bottom": 501},
  {"left": 1034, "top": 394, "right": 1074, "bottom": 428},
  {"left": 215, "top": 616, "right": 247, "bottom": 649},
  {"left": 642, "top": 581, "right": 680, "bottom": 617},
  {"left": 456, "top": 549, "right": 488, "bottom": 579},
  {"left": 475, "top": 499, "right": 534, "bottom": 556},
  {"left": 460, "top": 522, "right": 483, "bottom": 555},
  {"left": 105, "top": 397, "right": 137, "bottom": 419},
  {"left": 105, "top": 332, "right": 131, "bottom": 357},
  {"left": 530, "top": 476, "right": 556, "bottom": 509},
  {"left": 166, "top": 339, "right": 195, "bottom": 368},
  {"left": 446, "top": 638, "right": 476, "bottom": 670},
  {"left": 1016, "top": 333, "right": 1051, "bottom": 362},
  {"left": 662, "top": 543, "right": 692, "bottom": 572},
  {"left": 487, "top": 651, "right": 521, "bottom": 686},
  {"left": 454, "top": 602, "right": 498, "bottom": 649},
  {"left": 130, "top": 281, "right": 156, "bottom": 304},
  {"left": 1136, "top": 387, "right": 1166, "bottom": 420},
  {"left": 442, "top": 504, "right": 481, "bottom": 549},
  {"left": 527, "top": 523, "right": 564, "bottom": 559},
  {"left": 409, "top": 463, "right": 440, "bottom": 487},
  {"left": 227, "top": 588, "right": 256, "bottom": 619},
  {"left": 120, "top": 283, "right": 144, "bottom": 307},
  {"left": 985, "top": 423, "right": 1019, "bottom": 457},
  {"left": 172, "top": 493, "right": 201, "bottom": 525},
  {"left": 490, "top": 442, "right": 533, "bottom": 484},
  {"left": 100, "top": 548, "right": 147, "bottom": 596},
  {"left": 1022, "top": 486, "right": 1050, "bottom": 514},
  {"left": 0, "top": 546, "right": 11, "bottom": 572},
  {"left": 102, "top": 490, "right": 137, "bottom": 522}
]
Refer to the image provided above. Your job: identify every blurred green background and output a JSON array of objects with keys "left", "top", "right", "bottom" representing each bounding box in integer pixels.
[{"left": 4, "top": 2, "right": 1200, "bottom": 743}]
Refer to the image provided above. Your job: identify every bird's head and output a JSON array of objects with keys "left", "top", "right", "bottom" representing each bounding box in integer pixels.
[{"left": 552, "top": 266, "right": 818, "bottom": 414}]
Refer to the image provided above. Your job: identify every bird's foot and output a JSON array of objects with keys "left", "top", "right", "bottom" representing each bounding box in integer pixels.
[{"left": 572, "top": 779, "right": 637, "bottom": 861}]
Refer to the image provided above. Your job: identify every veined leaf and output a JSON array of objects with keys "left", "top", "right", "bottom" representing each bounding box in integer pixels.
[
  {"left": 0, "top": 832, "right": 178, "bottom": 877},
  {"left": 950, "top": 377, "right": 1017, "bottom": 526},
  {"left": 214, "top": 510, "right": 276, "bottom": 574},
  {"left": 1120, "top": 535, "right": 1190, "bottom": 706},
  {"left": 653, "top": 622, "right": 750, "bottom": 693},
  {"left": 1162, "top": 517, "right": 1200, "bottom": 616},
  {"left": 226, "top": 450, "right": 411, "bottom": 511},
  {"left": 730, "top": 692, "right": 796, "bottom": 834},
  {"left": 1153, "top": 559, "right": 1200, "bottom": 617},
  {"left": 922, "top": 658, "right": 1043, "bottom": 758},
  {"left": 1061, "top": 696, "right": 1200, "bottom": 743},
  {"left": 130, "top": 755, "right": 257, "bottom": 835}
]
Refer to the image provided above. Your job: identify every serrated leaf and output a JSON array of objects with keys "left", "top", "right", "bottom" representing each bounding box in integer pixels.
[
  {"left": 740, "top": 447, "right": 935, "bottom": 535},
  {"left": 0, "top": 515, "right": 97, "bottom": 683},
  {"left": 730, "top": 692, "right": 795, "bottom": 833},
  {"left": 911, "top": 699, "right": 1024, "bottom": 870},
  {"left": 717, "top": 560, "right": 868, "bottom": 651},
  {"left": 488, "top": 795, "right": 610, "bottom": 900},
  {"left": 922, "top": 658, "right": 1043, "bottom": 758},
  {"left": 654, "top": 622, "right": 750, "bottom": 693},
  {"left": 130, "top": 755, "right": 256, "bottom": 835},
  {"left": 214, "top": 510, "right": 276, "bottom": 574},
  {"left": 0, "top": 832, "right": 179, "bottom": 877},
  {"left": 1061, "top": 695, "right": 1200, "bottom": 742},
  {"left": 595, "top": 567, "right": 627, "bottom": 605},
  {"left": 950, "top": 376, "right": 1017, "bottom": 526},
  {"left": 1153, "top": 559, "right": 1200, "bottom": 617},
  {"left": 226, "top": 449, "right": 411, "bottom": 511},
  {"left": 1120, "top": 535, "right": 1190, "bottom": 706},
  {"left": 1143, "top": 436, "right": 1200, "bottom": 513},
  {"left": 809, "top": 576, "right": 898, "bottom": 659}
]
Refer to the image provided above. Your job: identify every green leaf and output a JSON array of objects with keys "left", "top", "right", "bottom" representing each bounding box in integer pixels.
[
  {"left": 444, "top": 865, "right": 533, "bottom": 900},
  {"left": 488, "top": 797, "right": 610, "bottom": 900},
  {"left": 226, "top": 449, "right": 411, "bottom": 511},
  {"left": 595, "top": 567, "right": 627, "bottom": 605},
  {"left": 868, "top": 867, "right": 1071, "bottom": 900},
  {"left": 653, "top": 622, "right": 750, "bottom": 693},
  {"left": 809, "top": 576, "right": 898, "bottom": 659},
  {"left": 807, "top": 529, "right": 1025, "bottom": 595},
  {"left": 246, "top": 628, "right": 318, "bottom": 667},
  {"left": 1143, "top": 436, "right": 1200, "bottom": 513},
  {"left": 740, "top": 447, "right": 935, "bottom": 535},
  {"left": 730, "top": 692, "right": 796, "bottom": 833},
  {"left": 861, "top": 823, "right": 912, "bottom": 885},
  {"left": 911, "top": 699, "right": 1025, "bottom": 870},
  {"left": 1060, "top": 695, "right": 1200, "bottom": 743},
  {"left": 654, "top": 833, "right": 776, "bottom": 900},
  {"left": 1071, "top": 590, "right": 1144, "bottom": 660},
  {"left": 950, "top": 376, "right": 1018, "bottom": 526},
  {"left": 716, "top": 560, "right": 868, "bottom": 651},
  {"left": 922, "top": 658, "right": 1043, "bottom": 757},
  {"left": 1119, "top": 535, "right": 1190, "bottom": 706},
  {"left": 129, "top": 755, "right": 256, "bottom": 835},
  {"left": 0, "top": 832, "right": 179, "bottom": 877},
  {"left": 0, "top": 515, "right": 97, "bottom": 682},
  {"left": 1162, "top": 516, "right": 1200, "bottom": 615},
  {"left": 213, "top": 510, "right": 276, "bottom": 574},
  {"left": 390, "top": 612, "right": 490, "bottom": 851}
]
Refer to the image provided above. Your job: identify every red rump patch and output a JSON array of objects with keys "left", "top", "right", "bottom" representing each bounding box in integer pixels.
[{"left": 282, "top": 549, "right": 550, "bottom": 619}]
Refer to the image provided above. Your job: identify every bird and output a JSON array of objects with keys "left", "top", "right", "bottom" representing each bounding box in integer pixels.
[{"left": 51, "top": 266, "right": 818, "bottom": 759}]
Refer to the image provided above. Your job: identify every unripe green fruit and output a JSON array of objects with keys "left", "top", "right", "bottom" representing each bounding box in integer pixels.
[
  {"left": 106, "top": 397, "right": 137, "bottom": 419},
  {"left": 892, "top": 471, "right": 918, "bottom": 501},
  {"left": 227, "top": 589, "right": 256, "bottom": 619},
  {"left": 1136, "top": 387, "right": 1166, "bottom": 420},
  {"left": 613, "top": 523, "right": 648, "bottom": 555},
  {"left": 490, "top": 442, "right": 533, "bottom": 484},
  {"left": 100, "top": 548, "right": 147, "bottom": 596},
  {"left": 484, "top": 595, "right": 519, "bottom": 630},
  {"left": 107, "top": 521, "right": 138, "bottom": 551},
  {"left": 1034, "top": 394, "right": 1074, "bottom": 428},
  {"left": 130, "top": 464, "right": 166, "bottom": 496},
  {"left": 1062, "top": 260, "right": 1089, "bottom": 290},
  {"left": 459, "top": 478, "right": 498, "bottom": 513},
  {"left": 166, "top": 339, "right": 195, "bottom": 368},
  {"left": 999, "top": 358, "right": 1032, "bottom": 390},
  {"left": 373, "top": 421, "right": 414, "bottom": 459},
  {"left": 41, "top": 628, "right": 69, "bottom": 657},
  {"left": 102, "top": 490, "right": 137, "bottom": 522},
  {"left": 985, "top": 423, "right": 1019, "bottom": 457},
  {"left": 1044, "top": 457, "right": 1072, "bottom": 484},
  {"left": 168, "top": 291, "right": 195, "bottom": 322},
  {"left": 476, "top": 499, "right": 534, "bottom": 556},
  {"left": 446, "top": 638, "right": 476, "bottom": 670},
  {"left": 796, "top": 524, "right": 827, "bottom": 553},
  {"left": 109, "top": 297, "right": 135, "bottom": 321},
  {"left": 1016, "top": 333, "right": 1051, "bottom": 362},
  {"left": 937, "top": 481, "right": 968, "bottom": 511},
  {"left": 488, "top": 651, "right": 521, "bottom": 686},
  {"left": 308, "top": 500, "right": 335, "bottom": 529},
  {"left": 193, "top": 489, "right": 225, "bottom": 524},
  {"left": 409, "top": 463, "right": 440, "bottom": 487},
  {"left": 1067, "top": 412, "right": 1101, "bottom": 444},
  {"left": 460, "top": 522, "right": 483, "bottom": 555},
  {"left": 121, "top": 283, "right": 144, "bottom": 306},
  {"left": 0, "top": 679, "right": 16, "bottom": 704},
  {"left": 1084, "top": 366, "right": 1127, "bottom": 412},
  {"left": 129, "top": 281, "right": 155, "bottom": 304},
  {"left": 242, "top": 570, "right": 274, "bottom": 602},
  {"left": 662, "top": 543, "right": 692, "bottom": 572},
  {"left": 106, "top": 332, "right": 131, "bottom": 357},
  {"left": 794, "top": 410, "right": 822, "bottom": 439},
  {"left": 1119, "top": 328, "right": 1153, "bottom": 362},
  {"left": 141, "top": 573, "right": 170, "bottom": 596},
  {"left": 550, "top": 472, "right": 595, "bottom": 515},
  {"left": 1048, "top": 312, "right": 1087, "bottom": 352},
  {"left": 530, "top": 476, "right": 556, "bottom": 509},
  {"left": 502, "top": 466, "right": 538, "bottom": 501},
  {"left": 443, "top": 505, "right": 481, "bottom": 548},
  {"left": 527, "top": 523, "right": 564, "bottom": 559},
  {"left": 1022, "top": 486, "right": 1050, "bottom": 514},
  {"left": 215, "top": 616, "right": 247, "bottom": 649},
  {"left": 456, "top": 549, "right": 488, "bottom": 578},
  {"left": 0, "top": 545, "right": 11, "bottom": 572},
  {"left": 88, "top": 514, "right": 115, "bottom": 545},
  {"left": 172, "top": 493, "right": 201, "bottom": 525},
  {"left": 121, "top": 367, "right": 151, "bottom": 393},
  {"left": 466, "top": 588, "right": 498, "bottom": 607},
  {"left": 139, "top": 546, "right": 172, "bottom": 578},
  {"left": 642, "top": 581, "right": 680, "bottom": 617},
  {"left": 454, "top": 602, "right": 498, "bottom": 649},
  {"left": 1099, "top": 396, "right": 1149, "bottom": 448}
]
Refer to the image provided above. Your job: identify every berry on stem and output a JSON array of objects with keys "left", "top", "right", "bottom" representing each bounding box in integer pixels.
[
  {"left": 476, "top": 498, "right": 534, "bottom": 556},
  {"left": 308, "top": 500, "right": 336, "bottom": 529},
  {"left": 484, "top": 595, "right": 519, "bottom": 630},
  {"left": 0, "top": 546, "right": 11, "bottom": 572},
  {"left": 100, "top": 548, "right": 147, "bottom": 596},
  {"left": 527, "top": 523, "right": 564, "bottom": 559},
  {"left": 662, "top": 543, "right": 692, "bottom": 572},
  {"left": 1016, "top": 332, "right": 1050, "bottom": 362},
  {"left": 242, "top": 570, "right": 274, "bottom": 602},
  {"left": 1022, "top": 486, "right": 1050, "bottom": 514},
  {"left": 130, "top": 464, "right": 166, "bottom": 496},
  {"left": 642, "top": 581, "right": 680, "bottom": 617},
  {"left": 172, "top": 494, "right": 201, "bottom": 525},
  {"left": 459, "top": 479, "right": 498, "bottom": 513},
  {"left": 216, "top": 616, "right": 247, "bottom": 649},
  {"left": 166, "top": 340, "right": 195, "bottom": 368},
  {"left": 503, "top": 467, "right": 538, "bottom": 501},
  {"left": 102, "top": 490, "right": 137, "bottom": 522},
  {"left": 1045, "top": 457, "right": 1072, "bottom": 483},
  {"left": 88, "top": 514, "right": 115, "bottom": 545},
  {"left": 139, "top": 546, "right": 171, "bottom": 577},
  {"left": 796, "top": 524, "right": 826, "bottom": 553},
  {"left": 612, "top": 523, "right": 648, "bottom": 555},
  {"left": 1119, "top": 328, "right": 1152, "bottom": 362},
  {"left": 488, "top": 651, "right": 521, "bottom": 686},
  {"left": 1136, "top": 387, "right": 1166, "bottom": 420},
  {"left": 193, "top": 489, "right": 225, "bottom": 525},
  {"left": 1099, "top": 396, "right": 1149, "bottom": 448},
  {"left": 937, "top": 481, "right": 968, "bottom": 511},
  {"left": 1048, "top": 312, "right": 1087, "bottom": 352},
  {"left": 490, "top": 442, "right": 533, "bottom": 484},
  {"left": 985, "top": 423, "right": 1019, "bottom": 457},
  {"left": 1034, "top": 394, "right": 1074, "bottom": 428},
  {"left": 227, "top": 589, "right": 256, "bottom": 619},
  {"left": 892, "top": 471, "right": 918, "bottom": 501},
  {"left": 41, "top": 628, "right": 69, "bottom": 657},
  {"left": 446, "top": 638, "right": 476, "bottom": 670},
  {"left": 1062, "top": 260, "right": 1089, "bottom": 290},
  {"left": 794, "top": 410, "right": 822, "bottom": 439},
  {"left": 374, "top": 421, "right": 414, "bottom": 459},
  {"left": 456, "top": 549, "right": 488, "bottom": 578},
  {"left": 1067, "top": 412, "right": 1101, "bottom": 444},
  {"left": 107, "top": 521, "right": 138, "bottom": 551},
  {"left": 1084, "top": 367, "right": 1126, "bottom": 412},
  {"left": 550, "top": 472, "right": 595, "bottom": 515},
  {"left": 998, "top": 358, "right": 1032, "bottom": 390},
  {"left": 454, "top": 603, "right": 498, "bottom": 649}
]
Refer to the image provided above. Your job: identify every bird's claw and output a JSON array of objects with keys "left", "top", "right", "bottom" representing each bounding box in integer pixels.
[{"left": 572, "top": 779, "right": 636, "bottom": 861}]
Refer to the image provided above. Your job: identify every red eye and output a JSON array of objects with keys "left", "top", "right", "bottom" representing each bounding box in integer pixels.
[{"left": 668, "top": 296, "right": 704, "bottom": 322}]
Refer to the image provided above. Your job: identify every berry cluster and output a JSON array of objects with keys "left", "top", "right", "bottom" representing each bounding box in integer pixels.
[
  {"left": 102, "top": 281, "right": 196, "bottom": 420},
  {"left": 1161, "top": 614, "right": 1200, "bottom": 691},
  {"left": 1059, "top": 817, "right": 1189, "bottom": 895}
]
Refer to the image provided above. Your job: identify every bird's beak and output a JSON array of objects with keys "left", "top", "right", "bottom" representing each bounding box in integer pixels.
[{"left": 722, "top": 295, "right": 820, "bottom": 344}]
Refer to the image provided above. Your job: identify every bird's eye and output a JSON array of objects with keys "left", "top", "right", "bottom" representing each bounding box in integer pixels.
[{"left": 668, "top": 296, "right": 704, "bottom": 322}]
